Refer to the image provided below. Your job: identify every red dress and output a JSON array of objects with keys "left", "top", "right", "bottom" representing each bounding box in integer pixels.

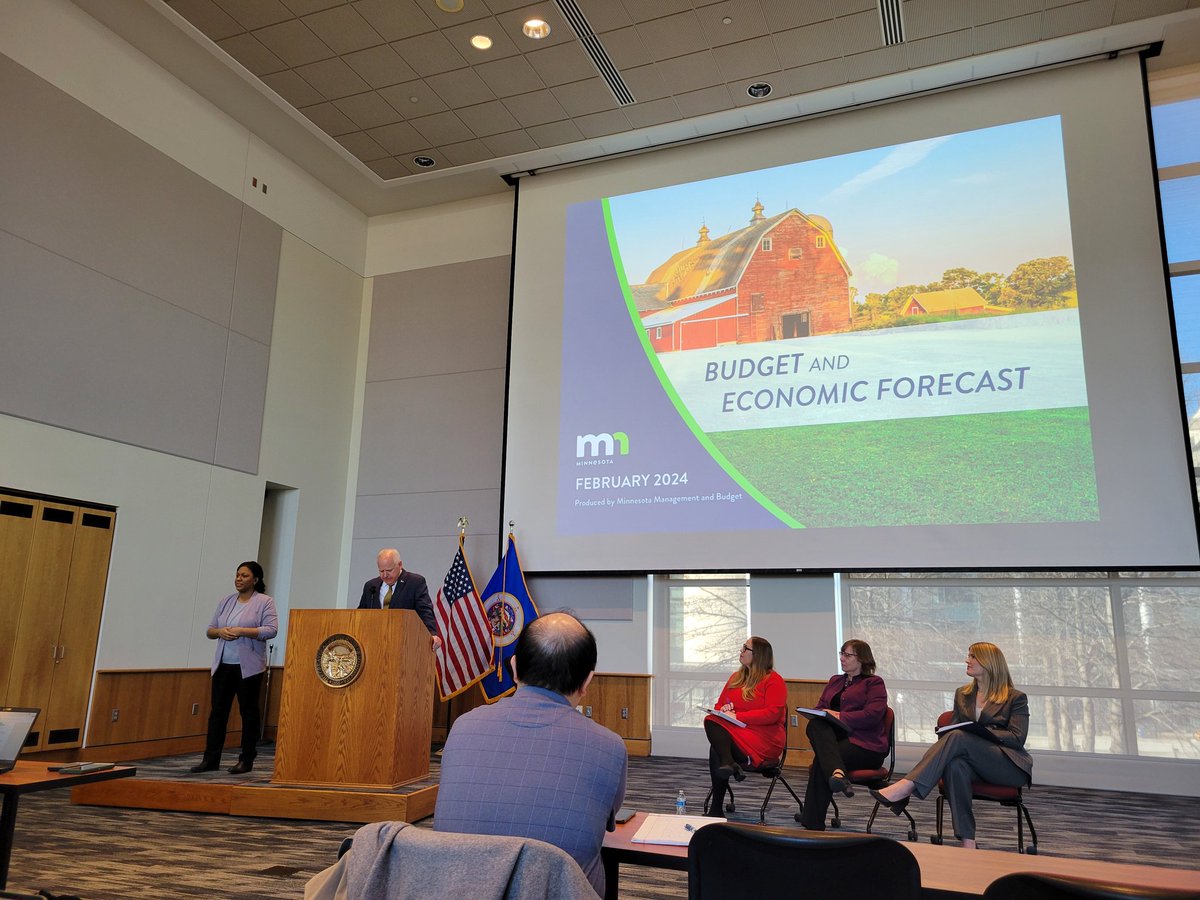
[{"left": 706, "top": 670, "right": 787, "bottom": 766}]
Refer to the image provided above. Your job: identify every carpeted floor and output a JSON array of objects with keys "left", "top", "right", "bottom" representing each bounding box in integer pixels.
[{"left": 6, "top": 744, "right": 1199, "bottom": 898}]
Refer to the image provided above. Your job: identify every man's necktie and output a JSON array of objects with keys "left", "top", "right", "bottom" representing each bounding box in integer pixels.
[{"left": 383, "top": 584, "right": 394, "bottom": 608}]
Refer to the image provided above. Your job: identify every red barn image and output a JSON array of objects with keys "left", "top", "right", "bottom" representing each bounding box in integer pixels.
[{"left": 634, "top": 201, "right": 853, "bottom": 352}]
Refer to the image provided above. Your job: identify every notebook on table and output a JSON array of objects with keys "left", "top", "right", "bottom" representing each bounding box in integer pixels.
[{"left": 0, "top": 707, "right": 39, "bottom": 774}]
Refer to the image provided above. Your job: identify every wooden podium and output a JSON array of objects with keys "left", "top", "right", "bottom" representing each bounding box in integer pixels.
[{"left": 273, "top": 609, "right": 434, "bottom": 789}]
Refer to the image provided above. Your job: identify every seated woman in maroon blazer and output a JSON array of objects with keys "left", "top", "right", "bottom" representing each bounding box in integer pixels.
[
  {"left": 702, "top": 636, "right": 787, "bottom": 816},
  {"left": 799, "top": 639, "right": 888, "bottom": 830}
]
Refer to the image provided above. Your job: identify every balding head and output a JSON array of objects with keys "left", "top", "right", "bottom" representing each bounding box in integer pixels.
[{"left": 514, "top": 612, "right": 597, "bottom": 699}]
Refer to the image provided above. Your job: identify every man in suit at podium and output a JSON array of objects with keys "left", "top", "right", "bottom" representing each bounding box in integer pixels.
[
  {"left": 434, "top": 612, "right": 627, "bottom": 897},
  {"left": 357, "top": 548, "right": 442, "bottom": 650}
]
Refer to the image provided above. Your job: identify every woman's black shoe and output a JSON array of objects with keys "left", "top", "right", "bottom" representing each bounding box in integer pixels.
[
  {"left": 869, "top": 789, "right": 910, "bottom": 816},
  {"left": 829, "top": 772, "right": 855, "bottom": 797},
  {"left": 716, "top": 763, "right": 746, "bottom": 782},
  {"left": 189, "top": 760, "right": 219, "bottom": 774},
  {"left": 227, "top": 759, "right": 253, "bottom": 775}
]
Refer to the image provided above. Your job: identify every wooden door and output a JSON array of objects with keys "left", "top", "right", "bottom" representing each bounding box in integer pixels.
[
  {"left": 7, "top": 500, "right": 76, "bottom": 749},
  {"left": 0, "top": 494, "right": 38, "bottom": 701},
  {"left": 45, "top": 508, "right": 115, "bottom": 748}
]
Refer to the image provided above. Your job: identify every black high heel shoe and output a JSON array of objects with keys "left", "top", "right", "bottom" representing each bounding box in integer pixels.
[
  {"left": 716, "top": 762, "right": 746, "bottom": 782},
  {"left": 869, "top": 788, "right": 910, "bottom": 816},
  {"left": 228, "top": 758, "right": 254, "bottom": 775},
  {"left": 829, "top": 771, "right": 855, "bottom": 798}
]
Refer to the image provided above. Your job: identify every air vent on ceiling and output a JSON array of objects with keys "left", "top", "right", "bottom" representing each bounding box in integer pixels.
[
  {"left": 554, "top": 0, "right": 636, "bottom": 106},
  {"left": 878, "top": 0, "right": 905, "bottom": 46}
]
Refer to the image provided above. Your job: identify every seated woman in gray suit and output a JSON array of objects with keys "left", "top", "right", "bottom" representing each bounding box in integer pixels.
[{"left": 870, "top": 641, "right": 1032, "bottom": 849}]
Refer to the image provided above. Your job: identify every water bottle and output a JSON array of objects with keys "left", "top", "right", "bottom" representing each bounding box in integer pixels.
[{"left": 675, "top": 789, "right": 686, "bottom": 816}]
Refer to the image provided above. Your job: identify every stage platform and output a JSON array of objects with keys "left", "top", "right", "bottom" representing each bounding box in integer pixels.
[{"left": 69, "top": 743, "right": 440, "bottom": 824}]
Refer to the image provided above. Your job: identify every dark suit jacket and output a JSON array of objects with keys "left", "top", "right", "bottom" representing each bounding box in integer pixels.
[
  {"left": 358, "top": 571, "right": 437, "bottom": 635},
  {"left": 950, "top": 684, "right": 1033, "bottom": 781},
  {"left": 814, "top": 673, "right": 889, "bottom": 754}
]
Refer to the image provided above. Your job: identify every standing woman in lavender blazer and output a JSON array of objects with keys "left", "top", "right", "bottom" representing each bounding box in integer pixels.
[
  {"left": 191, "top": 561, "right": 278, "bottom": 775},
  {"left": 799, "top": 639, "right": 888, "bottom": 830}
]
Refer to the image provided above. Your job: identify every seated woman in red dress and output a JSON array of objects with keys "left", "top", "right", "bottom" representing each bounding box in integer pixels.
[{"left": 702, "top": 636, "right": 787, "bottom": 816}]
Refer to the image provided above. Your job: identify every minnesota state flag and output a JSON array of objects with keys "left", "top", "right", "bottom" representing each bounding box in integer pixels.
[{"left": 479, "top": 534, "right": 538, "bottom": 702}]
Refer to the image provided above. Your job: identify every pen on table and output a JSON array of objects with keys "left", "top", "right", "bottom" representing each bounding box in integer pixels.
[{"left": 684, "top": 824, "right": 696, "bottom": 832}]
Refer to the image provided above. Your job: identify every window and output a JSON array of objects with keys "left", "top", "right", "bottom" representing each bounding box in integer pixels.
[
  {"left": 842, "top": 572, "right": 1200, "bottom": 758},
  {"left": 789, "top": 247, "right": 803, "bottom": 259},
  {"left": 816, "top": 235, "right": 827, "bottom": 249},
  {"left": 760, "top": 238, "right": 772, "bottom": 252},
  {"left": 653, "top": 573, "right": 750, "bottom": 729},
  {"left": 655, "top": 326, "right": 662, "bottom": 339}
]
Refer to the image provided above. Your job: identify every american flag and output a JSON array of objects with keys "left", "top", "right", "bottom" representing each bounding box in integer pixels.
[{"left": 433, "top": 542, "right": 493, "bottom": 700}]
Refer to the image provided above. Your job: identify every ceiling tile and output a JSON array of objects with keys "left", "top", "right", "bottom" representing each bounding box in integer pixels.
[
  {"left": 352, "top": 0, "right": 436, "bottom": 41},
  {"left": 167, "top": 0, "right": 243, "bottom": 42},
  {"left": 624, "top": 97, "right": 682, "bottom": 128},
  {"left": 300, "top": 100, "right": 358, "bottom": 135},
  {"left": 366, "top": 156, "right": 410, "bottom": 179},
  {"left": 780, "top": 56, "right": 849, "bottom": 95},
  {"left": 441, "top": 139, "right": 494, "bottom": 166},
  {"left": 620, "top": 64, "right": 672, "bottom": 101},
  {"left": 481, "top": 130, "right": 539, "bottom": 156},
  {"left": 574, "top": 108, "right": 632, "bottom": 138},
  {"left": 253, "top": 19, "right": 336, "bottom": 66},
  {"left": 759, "top": 0, "right": 835, "bottom": 31},
  {"left": 335, "top": 130, "right": 390, "bottom": 161},
  {"left": 426, "top": 68, "right": 498, "bottom": 107},
  {"left": 977, "top": 0, "right": 1044, "bottom": 24},
  {"left": 837, "top": 9, "right": 885, "bottom": 55},
  {"left": 216, "top": 33, "right": 288, "bottom": 76},
  {"left": 378, "top": 79, "right": 450, "bottom": 116},
  {"left": 474, "top": 55, "right": 546, "bottom": 97},
  {"left": 343, "top": 44, "right": 417, "bottom": 88},
  {"left": 391, "top": 31, "right": 471, "bottom": 77},
  {"left": 212, "top": 0, "right": 294, "bottom": 30},
  {"left": 972, "top": 13, "right": 1043, "bottom": 51},
  {"left": 599, "top": 26, "right": 654, "bottom": 68},
  {"left": 367, "top": 120, "right": 427, "bottom": 154},
  {"left": 772, "top": 19, "right": 842, "bottom": 67},
  {"left": 574, "top": 0, "right": 634, "bottom": 32},
  {"left": 904, "top": 28, "right": 975, "bottom": 68},
  {"left": 525, "top": 42, "right": 598, "bottom": 86},
  {"left": 1115, "top": 0, "right": 1191, "bottom": 25},
  {"left": 482, "top": 0, "right": 549, "bottom": 13},
  {"left": 427, "top": 0, "right": 494, "bottom": 25},
  {"left": 696, "top": 0, "right": 772, "bottom": 45},
  {"left": 526, "top": 119, "right": 585, "bottom": 147},
  {"left": 280, "top": 0, "right": 343, "bottom": 14},
  {"left": 301, "top": 5, "right": 386, "bottom": 55},
  {"left": 457, "top": 100, "right": 523, "bottom": 136},
  {"left": 295, "top": 57, "right": 372, "bottom": 99},
  {"left": 902, "top": 0, "right": 980, "bottom": 41},
  {"left": 842, "top": 44, "right": 907, "bottom": 82},
  {"left": 654, "top": 50, "right": 725, "bottom": 93},
  {"left": 550, "top": 77, "right": 619, "bottom": 116},
  {"left": 635, "top": 10, "right": 711, "bottom": 60},
  {"left": 409, "top": 110, "right": 476, "bottom": 145},
  {"left": 674, "top": 83, "right": 735, "bottom": 118},
  {"left": 1043, "top": 0, "right": 1120, "bottom": 38},
  {"left": 502, "top": 89, "right": 569, "bottom": 127},
  {"left": 261, "top": 69, "right": 326, "bottom": 106},
  {"left": 621, "top": 0, "right": 696, "bottom": 24},
  {"left": 441, "top": 17, "right": 522, "bottom": 61},
  {"left": 334, "top": 90, "right": 404, "bottom": 129},
  {"left": 713, "top": 35, "right": 783, "bottom": 82}
]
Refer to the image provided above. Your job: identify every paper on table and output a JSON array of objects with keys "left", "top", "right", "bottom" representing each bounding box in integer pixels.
[
  {"left": 697, "top": 706, "right": 746, "bottom": 728},
  {"left": 795, "top": 707, "right": 849, "bottom": 731},
  {"left": 631, "top": 813, "right": 726, "bottom": 846}
]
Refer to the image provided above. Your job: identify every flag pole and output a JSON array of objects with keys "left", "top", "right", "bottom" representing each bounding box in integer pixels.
[{"left": 495, "top": 520, "right": 514, "bottom": 679}]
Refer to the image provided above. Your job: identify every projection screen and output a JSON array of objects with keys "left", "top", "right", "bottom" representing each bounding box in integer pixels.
[{"left": 503, "top": 54, "right": 1200, "bottom": 573}]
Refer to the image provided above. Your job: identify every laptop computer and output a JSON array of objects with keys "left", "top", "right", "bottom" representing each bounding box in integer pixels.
[{"left": 0, "top": 707, "right": 40, "bottom": 774}]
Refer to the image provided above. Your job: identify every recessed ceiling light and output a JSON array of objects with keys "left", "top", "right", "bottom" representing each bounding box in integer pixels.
[
  {"left": 471, "top": 34, "right": 493, "bottom": 50},
  {"left": 413, "top": 155, "right": 436, "bottom": 168},
  {"left": 435, "top": 0, "right": 464, "bottom": 12},
  {"left": 747, "top": 82, "right": 772, "bottom": 99},
  {"left": 722, "top": 16, "right": 733, "bottom": 25},
  {"left": 522, "top": 18, "right": 550, "bottom": 39}
]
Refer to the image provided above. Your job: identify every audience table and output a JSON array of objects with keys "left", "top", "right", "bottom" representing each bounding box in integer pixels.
[
  {"left": 600, "top": 812, "right": 1200, "bottom": 899},
  {"left": 0, "top": 761, "right": 136, "bottom": 889}
]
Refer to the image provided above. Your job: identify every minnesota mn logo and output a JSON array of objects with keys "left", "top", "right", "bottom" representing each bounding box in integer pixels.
[{"left": 484, "top": 592, "right": 524, "bottom": 647}]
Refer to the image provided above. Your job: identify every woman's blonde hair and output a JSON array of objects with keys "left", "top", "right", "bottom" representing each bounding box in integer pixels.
[
  {"left": 729, "top": 636, "right": 774, "bottom": 700},
  {"left": 963, "top": 641, "right": 1015, "bottom": 705}
]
